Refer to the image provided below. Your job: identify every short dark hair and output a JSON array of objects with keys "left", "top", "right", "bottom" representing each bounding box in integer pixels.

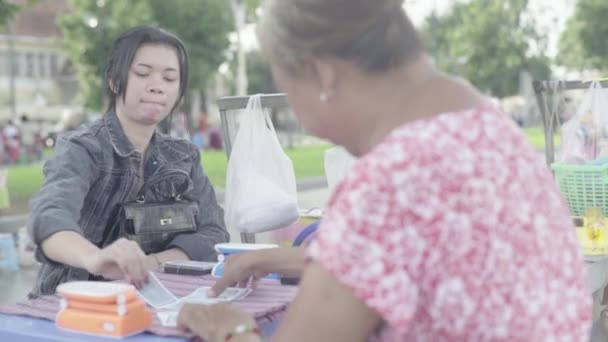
[{"left": 105, "top": 25, "right": 190, "bottom": 113}]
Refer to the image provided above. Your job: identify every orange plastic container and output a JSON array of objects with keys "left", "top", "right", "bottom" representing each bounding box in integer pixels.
[
  {"left": 56, "top": 306, "right": 153, "bottom": 338},
  {"left": 55, "top": 281, "right": 153, "bottom": 338},
  {"left": 60, "top": 297, "right": 147, "bottom": 316},
  {"left": 56, "top": 282, "right": 137, "bottom": 304}
]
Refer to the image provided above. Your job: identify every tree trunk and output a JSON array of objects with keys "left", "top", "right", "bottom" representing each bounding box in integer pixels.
[
  {"left": 189, "top": 88, "right": 202, "bottom": 133},
  {"left": 230, "top": 0, "right": 248, "bottom": 96},
  {"left": 7, "top": 20, "right": 16, "bottom": 119}
]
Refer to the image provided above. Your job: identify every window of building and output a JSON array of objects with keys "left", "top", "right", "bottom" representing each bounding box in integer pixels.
[
  {"left": 0, "top": 51, "right": 6, "bottom": 76},
  {"left": 38, "top": 53, "right": 47, "bottom": 78},
  {"left": 50, "top": 54, "right": 58, "bottom": 77},
  {"left": 26, "top": 52, "right": 35, "bottom": 78},
  {"left": 11, "top": 52, "right": 20, "bottom": 77}
]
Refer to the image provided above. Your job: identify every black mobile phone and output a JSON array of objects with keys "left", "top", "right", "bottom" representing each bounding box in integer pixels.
[
  {"left": 162, "top": 260, "right": 215, "bottom": 276},
  {"left": 280, "top": 276, "right": 300, "bottom": 285}
]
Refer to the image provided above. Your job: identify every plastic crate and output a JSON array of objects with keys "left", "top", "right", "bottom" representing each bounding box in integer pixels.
[{"left": 552, "top": 163, "right": 608, "bottom": 217}]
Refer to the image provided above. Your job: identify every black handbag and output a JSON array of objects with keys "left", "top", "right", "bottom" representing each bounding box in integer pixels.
[{"left": 110, "top": 168, "right": 199, "bottom": 253}]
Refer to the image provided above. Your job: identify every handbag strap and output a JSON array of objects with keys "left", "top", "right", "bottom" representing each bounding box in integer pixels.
[{"left": 136, "top": 168, "right": 191, "bottom": 203}]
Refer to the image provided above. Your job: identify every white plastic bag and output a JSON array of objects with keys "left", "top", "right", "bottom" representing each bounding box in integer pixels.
[
  {"left": 224, "top": 95, "right": 299, "bottom": 233},
  {"left": 324, "top": 146, "right": 356, "bottom": 193},
  {"left": 558, "top": 81, "right": 608, "bottom": 164}
]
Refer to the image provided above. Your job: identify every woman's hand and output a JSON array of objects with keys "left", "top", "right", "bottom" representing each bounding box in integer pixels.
[
  {"left": 210, "top": 247, "right": 307, "bottom": 297},
  {"left": 83, "top": 238, "right": 149, "bottom": 288},
  {"left": 209, "top": 251, "right": 270, "bottom": 297},
  {"left": 177, "top": 303, "right": 260, "bottom": 342}
]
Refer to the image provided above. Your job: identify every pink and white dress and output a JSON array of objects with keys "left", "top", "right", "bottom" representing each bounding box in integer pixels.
[{"left": 308, "top": 105, "right": 591, "bottom": 341}]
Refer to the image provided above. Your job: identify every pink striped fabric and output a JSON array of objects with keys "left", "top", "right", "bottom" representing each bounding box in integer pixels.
[{"left": 0, "top": 272, "right": 298, "bottom": 337}]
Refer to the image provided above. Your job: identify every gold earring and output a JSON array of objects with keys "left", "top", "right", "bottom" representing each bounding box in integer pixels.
[{"left": 320, "top": 92, "right": 329, "bottom": 103}]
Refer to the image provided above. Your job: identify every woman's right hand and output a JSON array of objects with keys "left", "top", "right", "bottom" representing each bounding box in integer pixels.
[
  {"left": 178, "top": 303, "right": 259, "bottom": 342},
  {"left": 210, "top": 247, "right": 308, "bottom": 297},
  {"left": 83, "top": 238, "right": 149, "bottom": 288},
  {"left": 209, "top": 250, "right": 272, "bottom": 297}
]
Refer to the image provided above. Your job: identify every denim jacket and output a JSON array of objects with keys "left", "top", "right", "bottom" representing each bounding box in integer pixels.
[{"left": 28, "top": 111, "right": 229, "bottom": 297}]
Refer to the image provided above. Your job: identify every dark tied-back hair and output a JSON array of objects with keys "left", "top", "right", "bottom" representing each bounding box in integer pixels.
[{"left": 105, "top": 25, "right": 190, "bottom": 113}]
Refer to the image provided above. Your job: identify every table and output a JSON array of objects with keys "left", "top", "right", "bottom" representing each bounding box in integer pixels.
[
  {"left": 0, "top": 214, "right": 27, "bottom": 234},
  {"left": 586, "top": 256, "right": 608, "bottom": 320},
  {"left": 587, "top": 256, "right": 608, "bottom": 293},
  {"left": 2, "top": 257, "right": 605, "bottom": 339},
  {"left": 0, "top": 272, "right": 293, "bottom": 341},
  {"left": 0, "top": 313, "right": 279, "bottom": 341}
]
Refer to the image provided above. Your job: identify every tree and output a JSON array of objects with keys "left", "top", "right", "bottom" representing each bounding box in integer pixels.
[
  {"left": 558, "top": 0, "right": 608, "bottom": 72},
  {"left": 58, "top": 0, "right": 232, "bottom": 114},
  {"left": 227, "top": 0, "right": 261, "bottom": 96},
  {"left": 246, "top": 50, "right": 277, "bottom": 95},
  {"left": 0, "top": 0, "right": 19, "bottom": 27},
  {"left": 147, "top": 0, "right": 232, "bottom": 131},
  {"left": 148, "top": 0, "right": 232, "bottom": 101},
  {"left": 0, "top": 0, "right": 39, "bottom": 29},
  {"left": 422, "top": 0, "right": 551, "bottom": 98},
  {"left": 58, "top": 0, "right": 154, "bottom": 111}
]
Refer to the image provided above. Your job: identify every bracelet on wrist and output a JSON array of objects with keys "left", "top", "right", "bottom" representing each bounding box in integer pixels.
[{"left": 224, "top": 323, "right": 261, "bottom": 341}]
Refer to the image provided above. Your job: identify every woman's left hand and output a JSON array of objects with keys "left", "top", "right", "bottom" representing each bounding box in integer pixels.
[{"left": 177, "top": 303, "right": 259, "bottom": 342}]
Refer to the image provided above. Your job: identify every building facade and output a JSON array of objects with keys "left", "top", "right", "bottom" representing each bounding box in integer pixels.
[{"left": 0, "top": 0, "right": 79, "bottom": 123}]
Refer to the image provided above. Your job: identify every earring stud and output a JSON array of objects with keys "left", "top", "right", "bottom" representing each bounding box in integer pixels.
[{"left": 320, "top": 92, "right": 328, "bottom": 103}]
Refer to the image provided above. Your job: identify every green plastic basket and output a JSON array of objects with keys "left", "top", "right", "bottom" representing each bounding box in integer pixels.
[{"left": 552, "top": 163, "right": 608, "bottom": 217}]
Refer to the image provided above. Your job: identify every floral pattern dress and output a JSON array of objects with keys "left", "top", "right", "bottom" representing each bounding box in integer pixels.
[{"left": 308, "top": 105, "right": 591, "bottom": 341}]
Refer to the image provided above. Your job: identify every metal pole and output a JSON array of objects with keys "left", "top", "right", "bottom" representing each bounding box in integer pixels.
[
  {"left": 96, "top": 0, "right": 106, "bottom": 115},
  {"left": 7, "top": 20, "right": 16, "bottom": 119},
  {"left": 219, "top": 108, "right": 233, "bottom": 158},
  {"left": 230, "top": 0, "right": 248, "bottom": 96},
  {"left": 533, "top": 81, "right": 555, "bottom": 166},
  {"left": 98, "top": 24, "right": 105, "bottom": 112},
  {"left": 532, "top": 79, "right": 608, "bottom": 166}
]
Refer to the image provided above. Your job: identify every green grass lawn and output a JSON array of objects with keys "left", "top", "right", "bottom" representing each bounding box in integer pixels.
[
  {"left": 522, "top": 126, "right": 560, "bottom": 150},
  {"left": 0, "top": 127, "right": 557, "bottom": 215},
  {"left": 202, "top": 144, "right": 330, "bottom": 187},
  {"left": 6, "top": 164, "right": 45, "bottom": 214},
  {"left": 3, "top": 144, "right": 331, "bottom": 215}
]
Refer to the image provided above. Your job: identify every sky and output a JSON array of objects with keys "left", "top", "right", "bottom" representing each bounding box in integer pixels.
[
  {"left": 404, "top": 0, "right": 577, "bottom": 57},
  {"left": 238, "top": 0, "right": 577, "bottom": 58}
]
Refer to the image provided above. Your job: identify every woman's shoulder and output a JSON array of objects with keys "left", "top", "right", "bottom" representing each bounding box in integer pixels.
[
  {"left": 344, "top": 104, "right": 517, "bottom": 189},
  {"left": 57, "top": 120, "right": 105, "bottom": 156},
  {"left": 375, "top": 104, "right": 512, "bottom": 157}
]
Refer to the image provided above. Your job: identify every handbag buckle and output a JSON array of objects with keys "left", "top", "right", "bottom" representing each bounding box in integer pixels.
[{"left": 160, "top": 218, "right": 172, "bottom": 226}]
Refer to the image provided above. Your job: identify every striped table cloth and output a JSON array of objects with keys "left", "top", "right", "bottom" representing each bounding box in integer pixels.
[{"left": 0, "top": 271, "right": 298, "bottom": 338}]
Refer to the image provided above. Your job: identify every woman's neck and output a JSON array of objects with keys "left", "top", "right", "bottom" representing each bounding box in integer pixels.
[
  {"left": 343, "top": 57, "right": 486, "bottom": 156},
  {"left": 115, "top": 110, "right": 156, "bottom": 155}
]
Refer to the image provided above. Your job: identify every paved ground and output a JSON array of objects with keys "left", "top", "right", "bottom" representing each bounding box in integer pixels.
[{"left": 0, "top": 265, "right": 38, "bottom": 305}]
